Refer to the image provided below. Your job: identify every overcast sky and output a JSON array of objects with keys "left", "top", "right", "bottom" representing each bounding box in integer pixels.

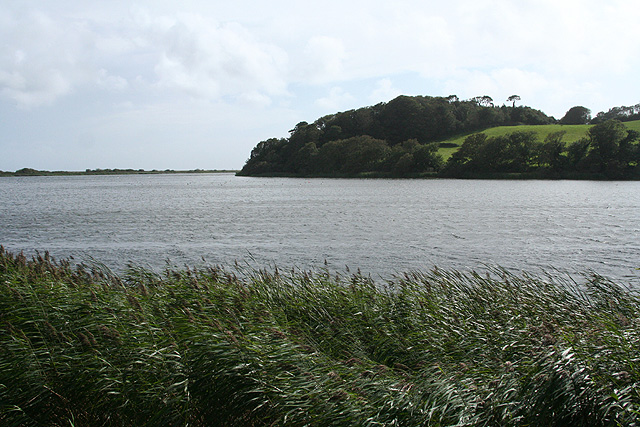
[{"left": 1, "top": 0, "right": 639, "bottom": 171}]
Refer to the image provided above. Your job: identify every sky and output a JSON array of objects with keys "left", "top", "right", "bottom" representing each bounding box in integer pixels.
[{"left": 1, "top": 0, "right": 639, "bottom": 171}]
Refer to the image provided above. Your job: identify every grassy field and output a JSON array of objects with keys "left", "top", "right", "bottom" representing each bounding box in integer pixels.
[
  {"left": 437, "top": 120, "right": 640, "bottom": 160},
  {"left": 1, "top": 247, "right": 639, "bottom": 426}
]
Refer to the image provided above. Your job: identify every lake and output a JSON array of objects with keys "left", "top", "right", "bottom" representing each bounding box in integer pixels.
[{"left": 1, "top": 173, "right": 639, "bottom": 284}]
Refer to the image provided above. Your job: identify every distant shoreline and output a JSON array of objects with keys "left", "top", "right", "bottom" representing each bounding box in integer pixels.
[
  {"left": 5, "top": 168, "right": 639, "bottom": 180},
  {"left": 0, "top": 168, "right": 238, "bottom": 177}
]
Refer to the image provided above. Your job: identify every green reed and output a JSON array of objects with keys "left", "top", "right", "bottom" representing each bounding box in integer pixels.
[{"left": 1, "top": 246, "right": 639, "bottom": 426}]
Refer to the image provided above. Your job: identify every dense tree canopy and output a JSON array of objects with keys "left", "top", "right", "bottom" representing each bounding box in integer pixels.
[
  {"left": 559, "top": 106, "right": 591, "bottom": 125},
  {"left": 591, "top": 104, "right": 640, "bottom": 124}
]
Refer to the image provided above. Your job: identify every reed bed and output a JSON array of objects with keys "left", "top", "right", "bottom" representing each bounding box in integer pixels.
[{"left": 1, "top": 246, "right": 639, "bottom": 426}]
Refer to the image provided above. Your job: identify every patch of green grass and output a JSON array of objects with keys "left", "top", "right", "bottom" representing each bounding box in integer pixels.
[
  {"left": 437, "top": 120, "right": 640, "bottom": 160},
  {"left": 2, "top": 247, "right": 640, "bottom": 426},
  {"left": 437, "top": 144, "right": 461, "bottom": 160},
  {"left": 625, "top": 119, "right": 640, "bottom": 133}
]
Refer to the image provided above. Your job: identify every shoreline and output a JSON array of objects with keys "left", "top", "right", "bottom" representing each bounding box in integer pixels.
[{"left": 0, "top": 168, "right": 239, "bottom": 177}]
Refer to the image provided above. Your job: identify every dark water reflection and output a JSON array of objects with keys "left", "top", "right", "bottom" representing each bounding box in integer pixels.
[{"left": 1, "top": 173, "right": 639, "bottom": 284}]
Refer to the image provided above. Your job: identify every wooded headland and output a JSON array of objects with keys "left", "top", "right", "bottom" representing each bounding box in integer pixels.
[{"left": 238, "top": 95, "right": 640, "bottom": 179}]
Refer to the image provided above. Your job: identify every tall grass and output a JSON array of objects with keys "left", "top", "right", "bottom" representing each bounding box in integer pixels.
[{"left": 1, "top": 246, "right": 639, "bottom": 426}]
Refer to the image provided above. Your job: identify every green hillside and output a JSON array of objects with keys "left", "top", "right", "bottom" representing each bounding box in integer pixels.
[
  {"left": 626, "top": 119, "right": 640, "bottom": 132},
  {"left": 438, "top": 120, "right": 640, "bottom": 160},
  {"left": 239, "top": 95, "right": 555, "bottom": 177},
  {"left": 238, "top": 93, "right": 640, "bottom": 179}
]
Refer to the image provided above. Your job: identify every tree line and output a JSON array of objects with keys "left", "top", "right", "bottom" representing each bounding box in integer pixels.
[
  {"left": 238, "top": 95, "right": 640, "bottom": 179},
  {"left": 0, "top": 168, "right": 232, "bottom": 177},
  {"left": 560, "top": 104, "right": 640, "bottom": 125}
]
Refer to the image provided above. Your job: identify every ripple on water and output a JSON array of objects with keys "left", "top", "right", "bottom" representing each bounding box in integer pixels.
[{"left": 0, "top": 174, "right": 639, "bottom": 285}]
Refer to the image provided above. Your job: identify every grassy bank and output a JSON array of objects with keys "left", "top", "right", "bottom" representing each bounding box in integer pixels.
[
  {"left": 1, "top": 247, "right": 639, "bottom": 426},
  {"left": 436, "top": 119, "right": 640, "bottom": 160}
]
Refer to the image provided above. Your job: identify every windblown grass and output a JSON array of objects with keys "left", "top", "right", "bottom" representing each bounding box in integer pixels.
[{"left": 1, "top": 246, "right": 639, "bottom": 426}]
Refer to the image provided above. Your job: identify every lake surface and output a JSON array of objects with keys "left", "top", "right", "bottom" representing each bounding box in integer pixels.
[{"left": 1, "top": 173, "right": 639, "bottom": 284}]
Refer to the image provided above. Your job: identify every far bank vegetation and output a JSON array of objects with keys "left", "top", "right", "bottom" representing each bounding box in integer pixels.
[{"left": 238, "top": 95, "right": 640, "bottom": 179}]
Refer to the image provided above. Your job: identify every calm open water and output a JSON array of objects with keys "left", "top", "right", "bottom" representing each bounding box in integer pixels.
[{"left": 1, "top": 173, "right": 639, "bottom": 284}]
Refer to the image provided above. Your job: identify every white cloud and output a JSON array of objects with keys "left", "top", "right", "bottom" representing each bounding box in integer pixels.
[
  {"left": 0, "top": 9, "right": 78, "bottom": 107},
  {"left": 96, "top": 69, "right": 128, "bottom": 91},
  {"left": 237, "top": 91, "right": 273, "bottom": 108},
  {"left": 369, "top": 79, "right": 402, "bottom": 104},
  {"left": 152, "top": 16, "right": 289, "bottom": 103},
  {"left": 300, "top": 36, "right": 346, "bottom": 83},
  {"left": 0, "top": 5, "right": 291, "bottom": 108},
  {"left": 0, "top": 70, "right": 71, "bottom": 108},
  {"left": 315, "top": 87, "right": 355, "bottom": 111}
]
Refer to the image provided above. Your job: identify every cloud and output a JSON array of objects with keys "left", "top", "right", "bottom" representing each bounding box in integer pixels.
[
  {"left": 96, "top": 69, "right": 128, "bottom": 91},
  {"left": 0, "top": 9, "right": 78, "bottom": 107},
  {"left": 299, "top": 36, "right": 346, "bottom": 84},
  {"left": 315, "top": 87, "right": 355, "bottom": 111},
  {"left": 369, "top": 79, "right": 402, "bottom": 104},
  {"left": 0, "top": 5, "right": 291, "bottom": 108},
  {"left": 152, "top": 16, "right": 289, "bottom": 104},
  {"left": 0, "top": 68, "right": 69, "bottom": 108}
]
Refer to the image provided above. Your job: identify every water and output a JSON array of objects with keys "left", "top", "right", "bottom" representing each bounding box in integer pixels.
[{"left": 1, "top": 173, "right": 639, "bottom": 284}]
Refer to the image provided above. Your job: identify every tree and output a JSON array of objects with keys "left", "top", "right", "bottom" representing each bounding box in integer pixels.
[
  {"left": 475, "top": 135, "right": 510, "bottom": 172},
  {"left": 560, "top": 106, "right": 591, "bottom": 125},
  {"left": 591, "top": 104, "right": 640, "bottom": 124},
  {"left": 504, "top": 131, "right": 538, "bottom": 171},
  {"left": 471, "top": 96, "right": 494, "bottom": 107},
  {"left": 587, "top": 119, "right": 628, "bottom": 171},
  {"left": 324, "top": 125, "right": 342, "bottom": 141},
  {"left": 444, "top": 131, "right": 538, "bottom": 175},
  {"left": 448, "top": 133, "right": 487, "bottom": 165},
  {"left": 507, "top": 95, "right": 521, "bottom": 107},
  {"left": 412, "top": 142, "right": 443, "bottom": 172},
  {"left": 378, "top": 96, "right": 424, "bottom": 144},
  {"left": 293, "top": 142, "right": 319, "bottom": 174},
  {"left": 508, "top": 106, "right": 554, "bottom": 125},
  {"left": 566, "top": 138, "right": 591, "bottom": 170},
  {"left": 342, "top": 136, "right": 390, "bottom": 173},
  {"left": 536, "top": 131, "right": 567, "bottom": 170},
  {"left": 394, "top": 153, "right": 415, "bottom": 174},
  {"left": 443, "top": 133, "right": 488, "bottom": 175},
  {"left": 621, "top": 129, "right": 640, "bottom": 161},
  {"left": 316, "top": 136, "right": 390, "bottom": 174}
]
